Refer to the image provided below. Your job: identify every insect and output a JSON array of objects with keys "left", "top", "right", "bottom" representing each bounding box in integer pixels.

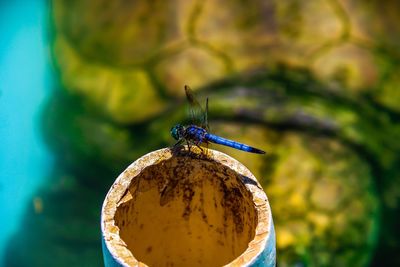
[{"left": 170, "top": 85, "right": 266, "bottom": 154}]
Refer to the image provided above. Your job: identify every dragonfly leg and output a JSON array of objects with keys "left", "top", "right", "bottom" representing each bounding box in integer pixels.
[
  {"left": 173, "top": 139, "right": 184, "bottom": 148},
  {"left": 186, "top": 139, "right": 192, "bottom": 152},
  {"left": 204, "top": 141, "right": 209, "bottom": 157},
  {"left": 194, "top": 137, "right": 208, "bottom": 154},
  {"left": 195, "top": 144, "right": 204, "bottom": 153},
  {"left": 172, "top": 139, "right": 185, "bottom": 154}
]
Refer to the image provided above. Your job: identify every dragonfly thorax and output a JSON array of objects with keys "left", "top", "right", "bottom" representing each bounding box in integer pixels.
[{"left": 170, "top": 124, "right": 185, "bottom": 140}]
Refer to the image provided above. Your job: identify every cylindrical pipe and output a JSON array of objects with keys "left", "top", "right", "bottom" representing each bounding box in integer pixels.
[{"left": 101, "top": 148, "right": 275, "bottom": 266}]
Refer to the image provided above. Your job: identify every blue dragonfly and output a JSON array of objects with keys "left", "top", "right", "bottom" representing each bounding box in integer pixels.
[{"left": 170, "top": 85, "right": 266, "bottom": 154}]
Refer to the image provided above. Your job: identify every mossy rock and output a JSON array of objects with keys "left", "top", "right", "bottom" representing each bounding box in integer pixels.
[{"left": 50, "top": 0, "right": 400, "bottom": 123}]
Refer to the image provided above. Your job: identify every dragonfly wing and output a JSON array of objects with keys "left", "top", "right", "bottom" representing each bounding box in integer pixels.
[{"left": 184, "top": 85, "right": 208, "bottom": 130}]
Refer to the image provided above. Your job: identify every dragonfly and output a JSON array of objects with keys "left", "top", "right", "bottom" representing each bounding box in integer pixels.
[{"left": 170, "top": 85, "right": 266, "bottom": 154}]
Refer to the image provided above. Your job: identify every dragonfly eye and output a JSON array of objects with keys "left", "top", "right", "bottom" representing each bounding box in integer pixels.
[{"left": 170, "top": 124, "right": 183, "bottom": 140}]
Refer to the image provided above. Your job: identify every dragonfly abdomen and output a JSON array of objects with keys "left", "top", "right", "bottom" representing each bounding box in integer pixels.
[{"left": 205, "top": 133, "right": 265, "bottom": 154}]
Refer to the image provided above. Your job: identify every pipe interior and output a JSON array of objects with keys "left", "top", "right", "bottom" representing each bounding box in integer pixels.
[{"left": 114, "top": 155, "right": 257, "bottom": 267}]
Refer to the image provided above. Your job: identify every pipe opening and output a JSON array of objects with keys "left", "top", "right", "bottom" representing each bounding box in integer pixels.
[{"left": 114, "top": 154, "right": 257, "bottom": 267}]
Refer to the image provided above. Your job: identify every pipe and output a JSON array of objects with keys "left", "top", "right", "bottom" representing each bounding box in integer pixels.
[{"left": 101, "top": 147, "right": 275, "bottom": 266}]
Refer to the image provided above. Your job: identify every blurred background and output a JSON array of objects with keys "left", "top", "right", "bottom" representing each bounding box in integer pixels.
[{"left": 1, "top": 0, "right": 400, "bottom": 266}]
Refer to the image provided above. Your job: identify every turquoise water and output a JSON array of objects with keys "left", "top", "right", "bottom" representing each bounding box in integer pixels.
[{"left": 0, "top": 1, "right": 52, "bottom": 265}]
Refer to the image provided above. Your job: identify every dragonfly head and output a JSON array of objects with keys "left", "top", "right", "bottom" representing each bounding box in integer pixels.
[{"left": 170, "top": 124, "right": 185, "bottom": 140}]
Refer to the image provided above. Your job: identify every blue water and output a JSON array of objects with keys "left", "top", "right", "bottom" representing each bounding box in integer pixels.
[{"left": 0, "top": 1, "right": 52, "bottom": 265}]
